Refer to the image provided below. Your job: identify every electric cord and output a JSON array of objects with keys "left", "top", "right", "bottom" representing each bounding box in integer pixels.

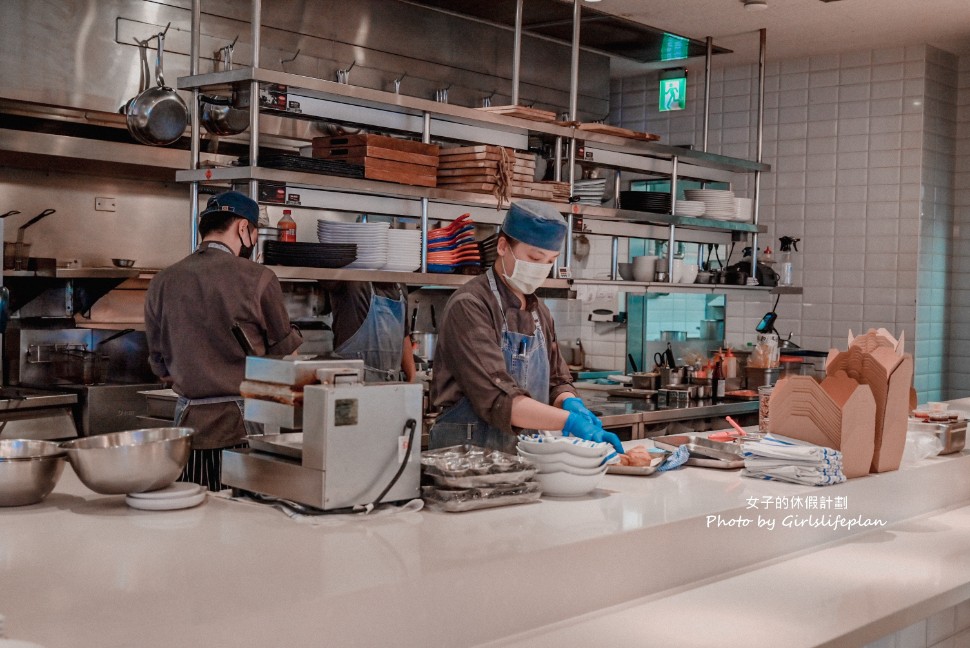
[{"left": 242, "top": 417, "right": 419, "bottom": 516}]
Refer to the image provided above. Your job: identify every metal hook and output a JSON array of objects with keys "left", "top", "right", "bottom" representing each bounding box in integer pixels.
[
  {"left": 336, "top": 60, "right": 355, "bottom": 84},
  {"left": 482, "top": 90, "right": 496, "bottom": 108},
  {"left": 281, "top": 49, "right": 301, "bottom": 66},
  {"left": 160, "top": 22, "right": 171, "bottom": 38},
  {"left": 393, "top": 72, "right": 407, "bottom": 94}
]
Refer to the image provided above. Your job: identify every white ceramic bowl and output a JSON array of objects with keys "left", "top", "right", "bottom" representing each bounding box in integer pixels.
[
  {"left": 632, "top": 255, "right": 659, "bottom": 282},
  {"left": 537, "top": 462, "right": 608, "bottom": 476},
  {"left": 680, "top": 264, "right": 699, "bottom": 284},
  {"left": 517, "top": 438, "right": 611, "bottom": 459},
  {"left": 535, "top": 469, "right": 607, "bottom": 497},
  {"left": 670, "top": 258, "right": 685, "bottom": 283},
  {"left": 617, "top": 262, "right": 635, "bottom": 281},
  {"left": 517, "top": 447, "right": 606, "bottom": 469}
]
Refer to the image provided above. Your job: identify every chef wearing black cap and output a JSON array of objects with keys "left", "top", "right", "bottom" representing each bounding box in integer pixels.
[
  {"left": 145, "top": 191, "right": 303, "bottom": 491},
  {"left": 429, "top": 200, "right": 623, "bottom": 455}
]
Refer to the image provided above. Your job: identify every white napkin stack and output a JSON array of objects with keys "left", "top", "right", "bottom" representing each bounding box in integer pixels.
[{"left": 740, "top": 433, "right": 846, "bottom": 486}]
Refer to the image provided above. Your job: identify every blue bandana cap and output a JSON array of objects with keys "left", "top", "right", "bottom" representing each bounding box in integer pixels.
[
  {"left": 199, "top": 191, "right": 259, "bottom": 226},
  {"left": 501, "top": 200, "right": 567, "bottom": 252}
]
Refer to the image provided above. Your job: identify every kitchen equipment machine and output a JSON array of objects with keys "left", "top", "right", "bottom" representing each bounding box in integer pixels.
[{"left": 222, "top": 357, "right": 423, "bottom": 510}]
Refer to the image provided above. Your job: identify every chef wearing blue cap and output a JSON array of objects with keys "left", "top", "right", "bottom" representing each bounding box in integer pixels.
[
  {"left": 430, "top": 200, "right": 623, "bottom": 454},
  {"left": 145, "top": 191, "right": 303, "bottom": 490}
]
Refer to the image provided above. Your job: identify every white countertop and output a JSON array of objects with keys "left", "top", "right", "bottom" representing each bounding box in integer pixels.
[{"left": 1, "top": 443, "right": 969, "bottom": 647}]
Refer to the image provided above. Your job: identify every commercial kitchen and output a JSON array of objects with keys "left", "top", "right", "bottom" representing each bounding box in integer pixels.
[{"left": 2, "top": 1, "right": 970, "bottom": 647}]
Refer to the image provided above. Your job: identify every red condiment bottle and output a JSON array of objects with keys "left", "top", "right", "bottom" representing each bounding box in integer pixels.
[{"left": 278, "top": 209, "right": 297, "bottom": 242}]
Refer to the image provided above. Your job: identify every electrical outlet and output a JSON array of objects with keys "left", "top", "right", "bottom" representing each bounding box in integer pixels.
[{"left": 95, "top": 197, "right": 116, "bottom": 212}]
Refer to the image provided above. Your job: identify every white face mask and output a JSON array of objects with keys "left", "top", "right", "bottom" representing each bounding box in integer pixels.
[{"left": 501, "top": 248, "right": 554, "bottom": 295}]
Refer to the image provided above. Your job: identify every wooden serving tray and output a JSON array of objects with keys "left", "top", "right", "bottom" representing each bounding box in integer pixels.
[
  {"left": 312, "top": 144, "right": 439, "bottom": 168},
  {"left": 477, "top": 104, "right": 559, "bottom": 123},
  {"left": 557, "top": 122, "right": 661, "bottom": 142},
  {"left": 311, "top": 133, "right": 439, "bottom": 156}
]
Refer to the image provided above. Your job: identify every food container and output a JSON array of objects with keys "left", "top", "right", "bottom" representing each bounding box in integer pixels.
[
  {"left": 908, "top": 419, "right": 967, "bottom": 455},
  {"left": 421, "top": 444, "right": 537, "bottom": 488},
  {"left": 421, "top": 481, "right": 541, "bottom": 512},
  {"left": 631, "top": 372, "right": 660, "bottom": 390},
  {"left": 745, "top": 366, "right": 780, "bottom": 389},
  {"left": 0, "top": 439, "right": 66, "bottom": 506},
  {"left": 62, "top": 427, "right": 195, "bottom": 494},
  {"left": 661, "top": 330, "right": 687, "bottom": 342}
]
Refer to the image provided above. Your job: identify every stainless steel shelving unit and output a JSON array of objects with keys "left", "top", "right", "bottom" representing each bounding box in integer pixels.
[{"left": 178, "top": 0, "right": 776, "bottom": 293}]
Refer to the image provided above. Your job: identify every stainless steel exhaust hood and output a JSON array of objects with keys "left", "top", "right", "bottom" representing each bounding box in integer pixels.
[{"left": 401, "top": 0, "right": 730, "bottom": 63}]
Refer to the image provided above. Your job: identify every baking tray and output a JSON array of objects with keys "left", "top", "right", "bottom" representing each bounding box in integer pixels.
[
  {"left": 607, "top": 464, "right": 658, "bottom": 476},
  {"left": 607, "top": 388, "right": 656, "bottom": 399},
  {"left": 651, "top": 434, "right": 744, "bottom": 463},
  {"left": 248, "top": 433, "right": 304, "bottom": 460},
  {"left": 686, "top": 457, "right": 745, "bottom": 470}
]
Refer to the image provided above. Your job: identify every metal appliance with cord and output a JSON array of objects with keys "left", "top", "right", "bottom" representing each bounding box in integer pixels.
[{"left": 222, "top": 357, "right": 422, "bottom": 511}]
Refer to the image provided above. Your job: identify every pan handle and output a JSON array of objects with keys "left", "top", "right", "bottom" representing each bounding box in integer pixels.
[
  {"left": 18, "top": 208, "right": 55, "bottom": 232},
  {"left": 155, "top": 31, "right": 166, "bottom": 88},
  {"left": 410, "top": 307, "right": 418, "bottom": 332}
]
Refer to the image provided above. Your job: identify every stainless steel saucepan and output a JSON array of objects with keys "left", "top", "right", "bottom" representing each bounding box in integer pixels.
[
  {"left": 201, "top": 43, "right": 249, "bottom": 136},
  {"left": 125, "top": 31, "right": 188, "bottom": 146}
]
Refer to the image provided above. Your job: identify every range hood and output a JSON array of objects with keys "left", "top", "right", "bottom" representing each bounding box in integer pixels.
[{"left": 402, "top": 0, "right": 730, "bottom": 63}]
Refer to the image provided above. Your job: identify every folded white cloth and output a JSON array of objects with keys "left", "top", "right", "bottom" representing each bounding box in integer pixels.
[
  {"left": 742, "top": 466, "right": 847, "bottom": 486},
  {"left": 741, "top": 433, "right": 846, "bottom": 486}
]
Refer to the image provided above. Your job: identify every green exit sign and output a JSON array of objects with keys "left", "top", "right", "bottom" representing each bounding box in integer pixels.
[{"left": 659, "top": 77, "right": 686, "bottom": 112}]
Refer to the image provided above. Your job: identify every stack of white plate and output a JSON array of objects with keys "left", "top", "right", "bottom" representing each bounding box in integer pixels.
[
  {"left": 675, "top": 199, "right": 706, "bottom": 217},
  {"left": 574, "top": 178, "right": 607, "bottom": 206},
  {"left": 317, "top": 221, "right": 389, "bottom": 269},
  {"left": 684, "top": 189, "right": 737, "bottom": 220},
  {"left": 516, "top": 434, "right": 613, "bottom": 497},
  {"left": 125, "top": 482, "right": 207, "bottom": 510},
  {"left": 384, "top": 229, "right": 422, "bottom": 272},
  {"left": 734, "top": 197, "right": 754, "bottom": 222}
]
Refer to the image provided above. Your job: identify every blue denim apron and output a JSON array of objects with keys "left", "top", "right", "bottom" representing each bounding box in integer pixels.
[
  {"left": 335, "top": 284, "right": 406, "bottom": 382},
  {"left": 429, "top": 269, "right": 550, "bottom": 454}
]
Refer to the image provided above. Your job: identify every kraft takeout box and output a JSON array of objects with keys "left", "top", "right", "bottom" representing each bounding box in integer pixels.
[
  {"left": 768, "top": 373, "right": 876, "bottom": 478},
  {"left": 826, "top": 329, "right": 914, "bottom": 473}
]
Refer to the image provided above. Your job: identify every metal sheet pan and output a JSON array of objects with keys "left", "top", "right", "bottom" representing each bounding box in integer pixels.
[
  {"left": 248, "top": 433, "right": 304, "bottom": 460},
  {"left": 651, "top": 434, "right": 744, "bottom": 463}
]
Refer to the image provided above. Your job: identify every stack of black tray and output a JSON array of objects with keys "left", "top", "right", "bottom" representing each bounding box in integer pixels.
[
  {"left": 238, "top": 155, "right": 365, "bottom": 179},
  {"left": 619, "top": 190, "right": 672, "bottom": 214},
  {"left": 263, "top": 240, "right": 357, "bottom": 268}
]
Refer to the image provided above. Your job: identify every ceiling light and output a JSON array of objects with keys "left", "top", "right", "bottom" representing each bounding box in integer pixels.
[{"left": 743, "top": 0, "right": 768, "bottom": 10}]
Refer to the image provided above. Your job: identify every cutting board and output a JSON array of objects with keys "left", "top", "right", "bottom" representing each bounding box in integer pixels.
[
  {"left": 311, "top": 144, "right": 439, "bottom": 167},
  {"left": 557, "top": 122, "right": 661, "bottom": 142},
  {"left": 311, "top": 133, "right": 439, "bottom": 156},
  {"left": 477, "top": 104, "right": 559, "bottom": 123}
]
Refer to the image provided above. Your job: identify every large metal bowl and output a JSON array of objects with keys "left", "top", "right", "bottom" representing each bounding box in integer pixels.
[
  {"left": 0, "top": 439, "right": 67, "bottom": 506},
  {"left": 61, "top": 427, "right": 195, "bottom": 495}
]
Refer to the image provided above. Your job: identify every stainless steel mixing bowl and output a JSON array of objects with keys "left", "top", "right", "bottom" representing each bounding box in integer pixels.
[
  {"left": 61, "top": 427, "right": 195, "bottom": 495},
  {"left": 0, "top": 439, "right": 67, "bottom": 506}
]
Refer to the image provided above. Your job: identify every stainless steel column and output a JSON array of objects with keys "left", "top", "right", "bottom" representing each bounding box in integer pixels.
[
  {"left": 750, "top": 28, "right": 766, "bottom": 285},
  {"left": 511, "top": 0, "right": 523, "bottom": 106},
  {"left": 702, "top": 36, "right": 712, "bottom": 153},
  {"left": 420, "top": 112, "right": 431, "bottom": 272},
  {"left": 610, "top": 236, "right": 619, "bottom": 280},
  {"left": 189, "top": 0, "right": 201, "bottom": 252},
  {"left": 564, "top": 0, "right": 582, "bottom": 269},
  {"left": 248, "top": 0, "right": 262, "bottom": 202},
  {"left": 667, "top": 156, "right": 679, "bottom": 277}
]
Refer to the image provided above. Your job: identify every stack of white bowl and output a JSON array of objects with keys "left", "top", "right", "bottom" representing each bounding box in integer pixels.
[
  {"left": 733, "top": 197, "right": 754, "bottom": 222},
  {"left": 384, "top": 229, "right": 422, "bottom": 271},
  {"left": 675, "top": 199, "right": 706, "bottom": 217},
  {"left": 684, "top": 189, "right": 736, "bottom": 220},
  {"left": 516, "top": 435, "right": 612, "bottom": 497}
]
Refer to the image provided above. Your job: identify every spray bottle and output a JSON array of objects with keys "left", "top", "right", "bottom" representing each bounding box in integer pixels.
[{"left": 778, "top": 236, "right": 800, "bottom": 286}]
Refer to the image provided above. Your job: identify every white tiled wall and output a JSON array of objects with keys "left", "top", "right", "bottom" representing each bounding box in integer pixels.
[
  {"left": 947, "top": 58, "right": 970, "bottom": 396},
  {"left": 608, "top": 44, "right": 962, "bottom": 401}
]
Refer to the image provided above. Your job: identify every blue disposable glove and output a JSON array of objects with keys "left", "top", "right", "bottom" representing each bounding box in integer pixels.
[
  {"left": 561, "top": 397, "right": 602, "bottom": 428},
  {"left": 563, "top": 412, "right": 625, "bottom": 455}
]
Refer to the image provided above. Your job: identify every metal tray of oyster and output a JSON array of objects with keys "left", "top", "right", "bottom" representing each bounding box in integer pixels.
[{"left": 651, "top": 434, "right": 744, "bottom": 468}]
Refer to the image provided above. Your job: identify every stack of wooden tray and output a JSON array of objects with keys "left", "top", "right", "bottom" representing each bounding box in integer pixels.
[
  {"left": 311, "top": 134, "right": 439, "bottom": 187},
  {"left": 437, "top": 145, "right": 555, "bottom": 200}
]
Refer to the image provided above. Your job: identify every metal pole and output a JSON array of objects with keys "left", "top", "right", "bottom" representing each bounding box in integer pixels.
[
  {"left": 749, "top": 28, "right": 766, "bottom": 285},
  {"left": 553, "top": 136, "right": 563, "bottom": 182},
  {"left": 668, "top": 156, "right": 678, "bottom": 277},
  {"left": 703, "top": 36, "right": 712, "bottom": 153},
  {"left": 248, "top": 0, "right": 262, "bottom": 202},
  {"left": 511, "top": 0, "right": 524, "bottom": 106},
  {"left": 565, "top": 213, "right": 574, "bottom": 268},
  {"left": 568, "top": 0, "right": 581, "bottom": 121},
  {"left": 189, "top": 0, "right": 201, "bottom": 252},
  {"left": 421, "top": 112, "right": 431, "bottom": 272},
  {"left": 610, "top": 236, "right": 619, "bottom": 280}
]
